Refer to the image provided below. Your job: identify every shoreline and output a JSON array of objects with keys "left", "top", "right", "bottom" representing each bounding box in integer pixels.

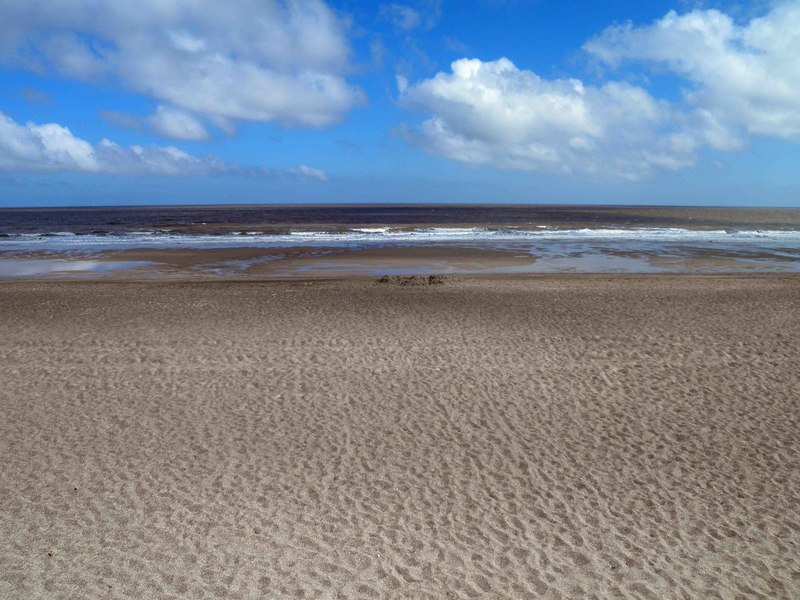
[
  {"left": 2, "top": 242, "right": 799, "bottom": 279},
  {"left": 3, "top": 271, "right": 800, "bottom": 285}
]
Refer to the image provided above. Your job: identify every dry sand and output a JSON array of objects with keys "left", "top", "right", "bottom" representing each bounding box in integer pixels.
[{"left": 1, "top": 276, "right": 799, "bottom": 599}]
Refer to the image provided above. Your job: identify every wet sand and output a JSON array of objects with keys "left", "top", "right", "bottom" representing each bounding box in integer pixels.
[
  {"left": 1, "top": 276, "right": 799, "bottom": 598},
  {"left": 2, "top": 241, "right": 799, "bottom": 279},
  {"left": 108, "top": 245, "right": 539, "bottom": 277}
]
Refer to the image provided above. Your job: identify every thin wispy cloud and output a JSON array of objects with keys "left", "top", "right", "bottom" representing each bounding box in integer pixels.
[
  {"left": 380, "top": 1, "right": 442, "bottom": 32},
  {"left": 381, "top": 4, "right": 424, "bottom": 31},
  {"left": 20, "top": 87, "right": 51, "bottom": 104}
]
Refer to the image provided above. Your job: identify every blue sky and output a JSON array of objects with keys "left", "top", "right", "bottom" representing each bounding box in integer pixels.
[{"left": 0, "top": 0, "right": 798, "bottom": 206}]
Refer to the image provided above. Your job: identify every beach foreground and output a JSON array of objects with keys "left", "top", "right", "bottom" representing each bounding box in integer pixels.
[{"left": 1, "top": 276, "right": 799, "bottom": 599}]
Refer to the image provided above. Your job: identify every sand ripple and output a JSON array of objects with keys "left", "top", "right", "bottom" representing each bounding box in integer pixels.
[{"left": 1, "top": 277, "right": 799, "bottom": 598}]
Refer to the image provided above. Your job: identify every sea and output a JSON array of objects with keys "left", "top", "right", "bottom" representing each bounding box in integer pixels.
[{"left": 1, "top": 204, "right": 799, "bottom": 277}]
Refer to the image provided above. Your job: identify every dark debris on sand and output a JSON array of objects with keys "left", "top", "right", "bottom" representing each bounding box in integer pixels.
[{"left": 376, "top": 275, "right": 448, "bottom": 286}]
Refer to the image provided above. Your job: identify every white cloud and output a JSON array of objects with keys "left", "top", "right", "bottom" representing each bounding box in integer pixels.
[
  {"left": 584, "top": 2, "right": 800, "bottom": 139},
  {"left": 399, "top": 58, "right": 698, "bottom": 179},
  {"left": 148, "top": 106, "right": 210, "bottom": 141},
  {"left": 288, "top": 164, "right": 329, "bottom": 181},
  {"left": 0, "top": 112, "right": 327, "bottom": 179},
  {"left": 0, "top": 115, "right": 99, "bottom": 173},
  {"left": 0, "top": 0, "right": 363, "bottom": 131},
  {"left": 399, "top": 3, "right": 800, "bottom": 179}
]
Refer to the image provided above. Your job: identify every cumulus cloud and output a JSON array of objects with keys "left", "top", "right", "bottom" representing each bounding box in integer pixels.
[
  {"left": 0, "top": 0, "right": 363, "bottom": 132},
  {"left": 400, "top": 3, "right": 800, "bottom": 179},
  {"left": 584, "top": 2, "right": 800, "bottom": 139},
  {"left": 399, "top": 58, "right": 699, "bottom": 179},
  {"left": 0, "top": 112, "right": 327, "bottom": 179}
]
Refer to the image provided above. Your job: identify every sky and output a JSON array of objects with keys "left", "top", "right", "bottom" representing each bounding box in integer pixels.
[{"left": 0, "top": 0, "right": 798, "bottom": 207}]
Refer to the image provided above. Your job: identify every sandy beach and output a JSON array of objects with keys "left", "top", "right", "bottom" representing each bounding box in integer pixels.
[{"left": 1, "top": 275, "right": 799, "bottom": 599}]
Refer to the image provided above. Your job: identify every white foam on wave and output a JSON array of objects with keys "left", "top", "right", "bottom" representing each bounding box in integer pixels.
[
  {"left": 352, "top": 227, "right": 391, "bottom": 234},
  {"left": 16, "top": 231, "right": 77, "bottom": 237},
  {"left": 1, "top": 226, "right": 799, "bottom": 250}
]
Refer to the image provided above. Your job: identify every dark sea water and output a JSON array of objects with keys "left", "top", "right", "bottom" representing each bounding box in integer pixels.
[
  {"left": 1, "top": 205, "right": 799, "bottom": 276},
  {"left": 2, "top": 204, "right": 800, "bottom": 237}
]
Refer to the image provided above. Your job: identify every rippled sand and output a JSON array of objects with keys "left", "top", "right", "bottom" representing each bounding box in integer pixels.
[{"left": 1, "top": 276, "right": 799, "bottom": 598}]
